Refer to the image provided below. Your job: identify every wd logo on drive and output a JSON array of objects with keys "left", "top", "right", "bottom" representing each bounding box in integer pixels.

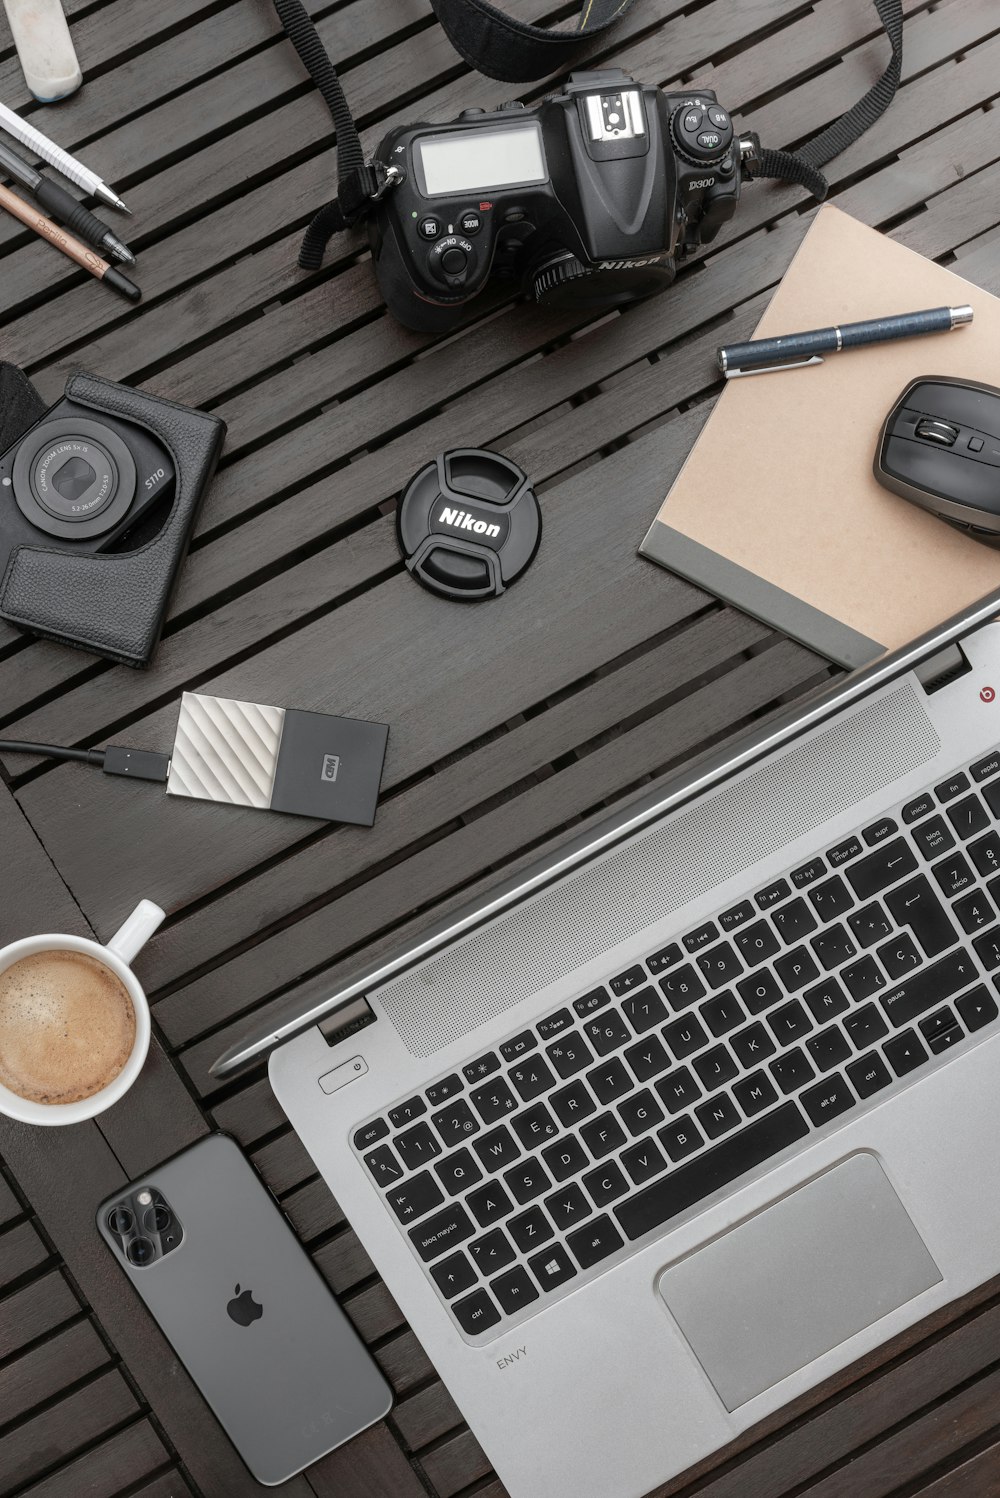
[{"left": 321, "top": 754, "right": 340, "bottom": 783}]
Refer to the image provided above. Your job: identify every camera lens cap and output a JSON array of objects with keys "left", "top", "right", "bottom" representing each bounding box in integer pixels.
[{"left": 397, "top": 449, "right": 541, "bottom": 601}]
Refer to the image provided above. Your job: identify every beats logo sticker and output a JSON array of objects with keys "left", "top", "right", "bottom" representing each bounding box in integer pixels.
[{"left": 981, "top": 686, "right": 995, "bottom": 703}]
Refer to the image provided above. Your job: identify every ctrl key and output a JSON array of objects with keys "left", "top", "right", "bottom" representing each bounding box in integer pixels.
[{"left": 452, "top": 1287, "right": 502, "bottom": 1335}]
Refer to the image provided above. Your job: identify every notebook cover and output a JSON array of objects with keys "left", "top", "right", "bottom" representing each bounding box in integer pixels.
[{"left": 641, "top": 204, "right": 1000, "bottom": 668}]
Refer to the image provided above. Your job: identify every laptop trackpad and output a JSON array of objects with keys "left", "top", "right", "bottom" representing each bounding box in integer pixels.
[{"left": 657, "top": 1153, "right": 941, "bottom": 1411}]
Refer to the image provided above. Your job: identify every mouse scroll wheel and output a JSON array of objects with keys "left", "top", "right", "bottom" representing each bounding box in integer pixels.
[{"left": 915, "top": 417, "right": 960, "bottom": 446}]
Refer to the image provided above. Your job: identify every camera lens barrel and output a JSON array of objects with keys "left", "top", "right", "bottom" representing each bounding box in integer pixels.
[{"left": 11, "top": 417, "right": 137, "bottom": 540}]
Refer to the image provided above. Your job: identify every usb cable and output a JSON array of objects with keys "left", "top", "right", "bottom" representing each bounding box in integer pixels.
[{"left": 0, "top": 740, "right": 170, "bottom": 782}]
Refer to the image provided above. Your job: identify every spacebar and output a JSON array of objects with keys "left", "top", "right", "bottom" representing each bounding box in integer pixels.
[{"left": 615, "top": 1103, "right": 809, "bottom": 1242}]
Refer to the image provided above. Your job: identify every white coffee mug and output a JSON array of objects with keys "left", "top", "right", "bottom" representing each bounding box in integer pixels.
[{"left": 0, "top": 900, "right": 165, "bottom": 1126}]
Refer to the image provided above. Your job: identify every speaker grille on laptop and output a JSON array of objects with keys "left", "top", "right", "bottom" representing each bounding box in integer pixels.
[{"left": 376, "top": 682, "right": 939, "bottom": 1058}]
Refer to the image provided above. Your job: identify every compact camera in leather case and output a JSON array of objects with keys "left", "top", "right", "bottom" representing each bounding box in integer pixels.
[{"left": 0, "top": 366, "right": 226, "bottom": 667}]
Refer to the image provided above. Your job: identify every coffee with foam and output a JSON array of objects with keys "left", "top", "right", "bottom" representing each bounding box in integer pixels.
[{"left": 0, "top": 950, "right": 136, "bottom": 1105}]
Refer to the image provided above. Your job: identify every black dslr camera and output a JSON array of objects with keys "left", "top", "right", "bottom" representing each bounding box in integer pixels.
[{"left": 369, "top": 70, "right": 743, "bottom": 333}]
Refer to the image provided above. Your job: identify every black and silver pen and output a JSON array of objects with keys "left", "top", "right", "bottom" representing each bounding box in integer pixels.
[
  {"left": 0, "top": 139, "right": 134, "bottom": 265},
  {"left": 718, "top": 304, "right": 974, "bottom": 378}
]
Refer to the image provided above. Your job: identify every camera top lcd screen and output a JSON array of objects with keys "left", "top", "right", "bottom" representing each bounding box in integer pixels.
[{"left": 416, "top": 124, "right": 547, "bottom": 197}]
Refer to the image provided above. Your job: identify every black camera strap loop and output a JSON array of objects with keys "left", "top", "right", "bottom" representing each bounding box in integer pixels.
[{"left": 426, "top": 0, "right": 641, "bottom": 84}]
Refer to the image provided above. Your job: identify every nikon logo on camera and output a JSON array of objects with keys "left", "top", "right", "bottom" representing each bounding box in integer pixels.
[
  {"left": 597, "top": 254, "right": 670, "bottom": 270},
  {"left": 437, "top": 505, "right": 502, "bottom": 540}
]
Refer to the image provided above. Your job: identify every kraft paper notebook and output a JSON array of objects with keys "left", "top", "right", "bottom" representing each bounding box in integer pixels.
[{"left": 641, "top": 204, "right": 1000, "bottom": 668}]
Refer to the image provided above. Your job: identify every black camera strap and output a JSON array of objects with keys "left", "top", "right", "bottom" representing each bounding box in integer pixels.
[{"left": 274, "top": 0, "right": 903, "bottom": 268}]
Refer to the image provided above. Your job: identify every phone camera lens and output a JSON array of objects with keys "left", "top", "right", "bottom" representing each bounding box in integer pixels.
[
  {"left": 107, "top": 1207, "right": 133, "bottom": 1235},
  {"left": 143, "top": 1204, "right": 171, "bottom": 1234},
  {"left": 126, "top": 1237, "right": 156, "bottom": 1266}
]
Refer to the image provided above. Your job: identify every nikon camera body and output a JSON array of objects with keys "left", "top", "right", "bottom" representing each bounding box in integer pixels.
[{"left": 369, "top": 69, "right": 741, "bottom": 332}]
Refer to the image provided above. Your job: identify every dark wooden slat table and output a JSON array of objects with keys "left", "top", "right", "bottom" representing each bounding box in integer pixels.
[{"left": 1, "top": 1, "right": 999, "bottom": 1494}]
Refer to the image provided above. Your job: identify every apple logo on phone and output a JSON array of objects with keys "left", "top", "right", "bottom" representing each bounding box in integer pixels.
[{"left": 227, "top": 1283, "right": 263, "bottom": 1326}]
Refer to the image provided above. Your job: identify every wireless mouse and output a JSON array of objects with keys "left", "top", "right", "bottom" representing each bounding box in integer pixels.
[{"left": 874, "top": 375, "right": 1000, "bottom": 546}]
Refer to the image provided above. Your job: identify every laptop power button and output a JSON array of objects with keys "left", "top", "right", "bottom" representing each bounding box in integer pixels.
[{"left": 319, "top": 1056, "right": 369, "bottom": 1094}]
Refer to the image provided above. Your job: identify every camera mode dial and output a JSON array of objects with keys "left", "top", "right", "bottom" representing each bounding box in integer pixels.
[
  {"left": 427, "top": 235, "right": 476, "bottom": 289},
  {"left": 670, "top": 101, "right": 734, "bottom": 167}
]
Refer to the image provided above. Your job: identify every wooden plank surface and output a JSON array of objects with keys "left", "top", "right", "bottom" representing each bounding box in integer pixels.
[{"left": 2, "top": 0, "right": 1000, "bottom": 1494}]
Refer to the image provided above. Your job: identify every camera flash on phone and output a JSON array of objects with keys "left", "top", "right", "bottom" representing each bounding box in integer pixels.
[{"left": 137, "top": 1189, "right": 152, "bottom": 1206}]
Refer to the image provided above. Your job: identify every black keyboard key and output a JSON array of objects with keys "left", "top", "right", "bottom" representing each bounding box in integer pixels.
[
  {"left": 550, "top": 1080, "right": 596, "bottom": 1128},
  {"left": 772, "top": 898, "right": 818, "bottom": 944},
  {"left": 463, "top": 1052, "right": 501, "bottom": 1083},
  {"left": 932, "top": 852, "right": 975, "bottom": 898},
  {"left": 801, "top": 1074, "right": 856, "bottom": 1126},
  {"left": 847, "top": 1051, "right": 892, "bottom": 1098},
  {"left": 435, "top": 1149, "right": 483, "bottom": 1197},
  {"left": 829, "top": 836, "right": 863, "bottom": 868},
  {"left": 492, "top": 1265, "right": 539, "bottom": 1315},
  {"left": 646, "top": 942, "right": 682, "bottom": 975},
  {"left": 957, "top": 985, "right": 999, "bottom": 1031},
  {"left": 621, "top": 987, "right": 668, "bottom": 1034},
  {"left": 719, "top": 899, "right": 755, "bottom": 930},
  {"left": 696, "top": 942, "right": 743, "bottom": 990},
  {"left": 621, "top": 1137, "right": 667, "bottom": 1184},
  {"left": 583, "top": 1011, "right": 632, "bottom": 1057},
  {"left": 986, "top": 780, "right": 1000, "bottom": 820},
  {"left": 658, "top": 1114, "right": 704, "bottom": 1162},
  {"left": 912, "top": 816, "right": 955, "bottom": 860},
  {"left": 580, "top": 1113, "right": 626, "bottom": 1159},
  {"left": 625, "top": 1034, "right": 671, "bottom": 1083},
  {"left": 426, "top": 1075, "right": 463, "bottom": 1107},
  {"left": 972, "top": 752, "right": 1000, "bottom": 783},
  {"left": 811, "top": 923, "right": 858, "bottom": 971},
  {"left": 730, "top": 1021, "right": 777, "bottom": 1067},
  {"left": 806, "top": 1024, "right": 851, "bottom": 1072},
  {"left": 500, "top": 1031, "right": 537, "bottom": 1063},
  {"left": 769, "top": 1046, "right": 815, "bottom": 1094},
  {"left": 919, "top": 1007, "right": 963, "bottom": 1055},
  {"left": 936, "top": 771, "right": 970, "bottom": 803},
  {"left": 884, "top": 1028, "right": 929, "bottom": 1077},
  {"left": 733, "top": 1070, "right": 778, "bottom": 1117},
  {"left": 809, "top": 875, "right": 854, "bottom": 922},
  {"left": 846, "top": 839, "right": 917, "bottom": 899},
  {"left": 354, "top": 1119, "right": 389, "bottom": 1150},
  {"left": 508, "top": 1057, "right": 556, "bottom": 1103},
  {"left": 768, "top": 999, "right": 813, "bottom": 1047},
  {"left": 452, "top": 1287, "right": 500, "bottom": 1334},
  {"left": 471, "top": 1079, "right": 519, "bottom": 1125},
  {"left": 389, "top": 1095, "right": 426, "bottom": 1128},
  {"left": 528, "top": 1243, "right": 577, "bottom": 1292},
  {"left": 683, "top": 921, "right": 719, "bottom": 953},
  {"left": 574, "top": 987, "right": 611, "bottom": 1018},
  {"left": 512, "top": 1104, "right": 559, "bottom": 1151},
  {"left": 658, "top": 964, "right": 706, "bottom": 1011},
  {"left": 879, "top": 949, "right": 978, "bottom": 1028},
  {"left": 863, "top": 816, "right": 897, "bottom": 846},
  {"left": 617, "top": 1103, "right": 809, "bottom": 1242},
  {"left": 466, "top": 1182, "right": 514, "bottom": 1227},
  {"left": 387, "top": 1171, "right": 445, "bottom": 1223},
  {"left": 948, "top": 794, "right": 989, "bottom": 841},
  {"left": 655, "top": 1066, "right": 702, "bottom": 1115},
  {"left": 701, "top": 990, "right": 747, "bottom": 1037},
  {"left": 737, "top": 968, "right": 784, "bottom": 1015},
  {"left": 774, "top": 946, "right": 820, "bottom": 994},
  {"left": 886, "top": 876, "right": 958, "bottom": 957},
  {"left": 470, "top": 1228, "right": 516, "bottom": 1275},
  {"left": 955, "top": 889, "right": 995, "bottom": 933},
  {"left": 396, "top": 1122, "right": 442, "bottom": 1171},
  {"left": 431, "top": 1251, "right": 477, "bottom": 1300},
  {"left": 844, "top": 1003, "right": 889, "bottom": 1049},
  {"left": 848, "top": 901, "right": 892, "bottom": 948},
  {"left": 663, "top": 1012, "right": 709, "bottom": 1060},
  {"left": 756, "top": 878, "right": 791, "bottom": 909},
  {"left": 537, "top": 1009, "right": 573, "bottom": 1040},
  {"left": 588, "top": 1057, "right": 634, "bottom": 1106},
  {"left": 364, "top": 1144, "right": 404, "bottom": 1188},
  {"left": 508, "top": 1206, "right": 553, "bottom": 1253},
  {"left": 473, "top": 1125, "right": 521, "bottom": 1173},
  {"left": 409, "top": 1204, "right": 475, "bottom": 1262},
  {"left": 544, "top": 1183, "right": 591, "bottom": 1229},
  {"left": 877, "top": 931, "right": 922, "bottom": 979},
  {"left": 610, "top": 965, "right": 646, "bottom": 997},
  {"left": 504, "top": 1157, "right": 551, "bottom": 1206},
  {"left": 842, "top": 955, "right": 887, "bottom": 1001},
  {"left": 696, "top": 1092, "right": 741, "bottom": 1140},
  {"left": 583, "top": 1161, "right": 629, "bottom": 1208},
  {"left": 970, "top": 830, "right": 1000, "bottom": 877},
  {"left": 973, "top": 928, "right": 1000, "bottom": 971},
  {"left": 791, "top": 856, "right": 827, "bottom": 888},
  {"left": 432, "top": 1098, "right": 480, "bottom": 1149},
  {"left": 542, "top": 1136, "right": 588, "bottom": 1183},
  {"left": 734, "top": 921, "right": 780, "bottom": 966},
  {"left": 803, "top": 977, "right": 850, "bottom": 1022},
  {"left": 568, "top": 1214, "right": 625, "bottom": 1269},
  {"left": 693, "top": 1045, "right": 738, "bottom": 1090},
  {"left": 902, "top": 793, "right": 935, "bottom": 823},
  {"left": 547, "top": 1031, "right": 594, "bottom": 1079}
]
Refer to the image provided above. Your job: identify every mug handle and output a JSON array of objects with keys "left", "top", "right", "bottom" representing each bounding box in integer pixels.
[{"left": 106, "top": 900, "right": 165, "bottom": 966}]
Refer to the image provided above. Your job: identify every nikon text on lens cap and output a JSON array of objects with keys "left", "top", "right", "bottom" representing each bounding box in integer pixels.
[{"left": 396, "top": 449, "right": 541, "bottom": 600}]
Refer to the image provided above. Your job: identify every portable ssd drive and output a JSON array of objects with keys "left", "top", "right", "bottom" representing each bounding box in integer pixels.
[{"left": 165, "top": 691, "right": 389, "bottom": 823}]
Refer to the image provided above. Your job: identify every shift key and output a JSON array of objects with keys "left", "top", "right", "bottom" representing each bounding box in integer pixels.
[
  {"left": 886, "top": 875, "right": 958, "bottom": 957},
  {"left": 878, "top": 949, "right": 978, "bottom": 1029}
]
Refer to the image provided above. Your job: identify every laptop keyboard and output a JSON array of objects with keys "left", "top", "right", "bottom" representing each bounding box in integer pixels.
[{"left": 353, "top": 751, "right": 1000, "bottom": 1339}]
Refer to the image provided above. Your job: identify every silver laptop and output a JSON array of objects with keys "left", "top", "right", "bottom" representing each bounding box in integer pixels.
[{"left": 215, "top": 596, "right": 1000, "bottom": 1498}]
